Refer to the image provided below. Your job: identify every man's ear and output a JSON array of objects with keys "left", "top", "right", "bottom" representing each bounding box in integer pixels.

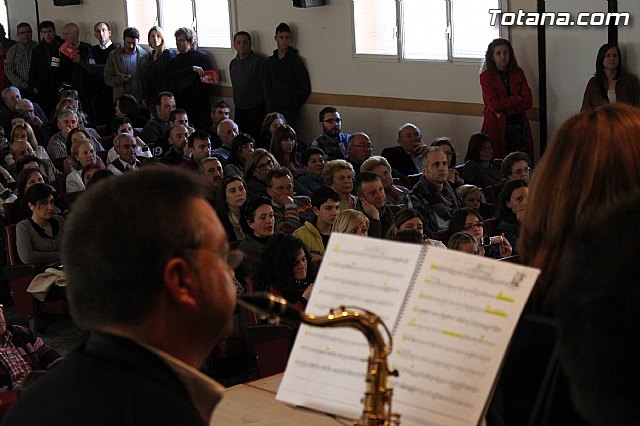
[{"left": 163, "top": 257, "right": 198, "bottom": 308}]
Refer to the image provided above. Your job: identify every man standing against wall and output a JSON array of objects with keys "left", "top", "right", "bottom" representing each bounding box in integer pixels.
[
  {"left": 5, "top": 23, "right": 37, "bottom": 99},
  {"left": 230, "top": 31, "right": 267, "bottom": 140},
  {"left": 29, "top": 21, "right": 64, "bottom": 115},
  {"left": 167, "top": 27, "right": 213, "bottom": 129},
  {"left": 266, "top": 23, "right": 311, "bottom": 128},
  {"left": 87, "top": 22, "right": 116, "bottom": 127},
  {"left": 104, "top": 27, "right": 149, "bottom": 109}
]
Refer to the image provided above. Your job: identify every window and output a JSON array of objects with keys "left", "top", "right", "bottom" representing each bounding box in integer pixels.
[
  {"left": 353, "top": 0, "right": 502, "bottom": 61},
  {"left": 0, "top": 2, "right": 8, "bottom": 38},
  {"left": 125, "top": 0, "right": 232, "bottom": 48}
]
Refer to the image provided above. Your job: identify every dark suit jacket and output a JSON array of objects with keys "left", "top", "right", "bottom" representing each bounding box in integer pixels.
[
  {"left": 4, "top": 332, "right": 209, "bottom": 425},
  {"left": 381, "top": 146, "right": 420, "bottom": 177}
]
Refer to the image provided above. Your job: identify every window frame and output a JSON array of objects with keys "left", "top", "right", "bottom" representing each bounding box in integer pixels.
[
  {"left": 123, "top": 0, "right": 235, "bottom": 50},
  {"left": 351, "top": 0, "right": 505, "bottom": 63}
]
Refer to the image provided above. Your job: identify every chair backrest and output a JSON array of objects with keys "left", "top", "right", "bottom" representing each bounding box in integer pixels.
[{"left": 4, "top": 224, "right": 22, "bottom": 267}]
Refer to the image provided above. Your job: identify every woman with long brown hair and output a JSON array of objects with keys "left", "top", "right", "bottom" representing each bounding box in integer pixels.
[{"left": 520, "top": 103, "right": 640, "bottom": 316}]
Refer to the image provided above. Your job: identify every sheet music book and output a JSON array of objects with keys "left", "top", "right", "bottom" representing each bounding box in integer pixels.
[
  {"left": 277, "top": 233, "right": 539, "bottom": 426},
  {"left": 200, "top": 69, "right": 219, "bottom": 84},
  {"left": 59, "top": 41, "right": 79, "bottom": 59}
]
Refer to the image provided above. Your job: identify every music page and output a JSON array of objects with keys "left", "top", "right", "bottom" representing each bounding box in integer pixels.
[{"left": 277, "top": 233, "right": 423, "bottom": 419}]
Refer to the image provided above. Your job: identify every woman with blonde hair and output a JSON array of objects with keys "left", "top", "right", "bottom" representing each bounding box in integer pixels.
[
  {"left": 332, "top": 209, "right": 369, "bottom": 236},
  {"left": 9, "top": 122, "right": 51, "bottom": 163},
  {"left": 146, "top": 26, "right": 175, "bottom": 107},
  {"left": 66, "top": 138, "right": 99, "bottom": 193},
  {"left": 324, "top": 159, "right": 357, "bottom": 210},
  {"left": 520, "top": 103, "right": 640, "bottom": 316}
]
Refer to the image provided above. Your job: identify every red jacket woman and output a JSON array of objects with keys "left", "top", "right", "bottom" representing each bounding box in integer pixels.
[{"left": 480, "top": 38, "right": 533, "bottom": 160}]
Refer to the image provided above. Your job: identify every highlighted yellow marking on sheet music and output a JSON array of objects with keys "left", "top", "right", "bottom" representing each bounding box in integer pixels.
[
  {"left": 496, "top": 292, "right": 514, "bottom": 303},
  {"left": 419, "top": 292, "right": 426, "bottom": 299},
  {"left": 384, "top": 281, "right": 389, "bottom": 287},
  {"left": 484, "top": 306, "right": 508, "bottom": 317},
  {"left": 442, "top": 330, "right": 462, "bottom": 338},
  {"left": 409, "top": 318, "right": 416, "bottom": 326},
  {"left": 430, "top": 264, "right": 439, "bottom": 270},
  {"left": 334, "top": 244, "right": 341, "bottom": 251}
]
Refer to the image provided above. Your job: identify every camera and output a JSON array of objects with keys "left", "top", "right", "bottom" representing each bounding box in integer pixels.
[{"left": 482, "top": 235, "right": 503, "bottom": 247}]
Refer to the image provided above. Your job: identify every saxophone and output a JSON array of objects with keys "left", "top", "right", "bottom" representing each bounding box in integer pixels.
[{"left": 237, "top": 293, "right": 401, "bottom": 426}]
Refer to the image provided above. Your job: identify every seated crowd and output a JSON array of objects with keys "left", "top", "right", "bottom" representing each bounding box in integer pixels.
[{"left": 3, "top": 19, "right": 640, "bottom": 426}]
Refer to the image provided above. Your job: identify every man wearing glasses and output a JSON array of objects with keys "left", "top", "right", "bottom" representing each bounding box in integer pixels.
[
  {"left": 311, "top": 106, "right": 351, "bottom": 161},
  {"left": 267, "top": 167, "right": 313, "bottom": 234},
  {"left": 5, "top": 168, "right": 239, "bottom": 425}
]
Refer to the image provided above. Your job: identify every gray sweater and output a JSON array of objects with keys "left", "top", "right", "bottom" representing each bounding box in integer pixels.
[{"left": 16, "top": 216, "right": 65, "bottom": 266}]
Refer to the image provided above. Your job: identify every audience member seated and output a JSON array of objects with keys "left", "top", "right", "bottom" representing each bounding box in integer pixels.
[
  {"left": 447, "top": 231, "right": 481, "bottom": 255},
  {"left": 85, "top": 169, "right": 113, "bottom": 188},
  {"left": 310, "top": 106, "right": 349, "bottom": 160},
  {"left": 199, "top": 157, "right": 224, "bottom": 203},
  {"left": 431, "top": 136, "right": 464, "bottom": 187},
  {"left": 81, "top": 163, "right": 104, "bottom": 189},
  {"left": 255, "top": 233, "right": 314, "bottom": 311},
  {"left": 9, "top": 140, "right": 56, "bottom": 183},
  {"left": 448, "top": 207, "right": 511, "bottom": 259},
  {"left": 461, "top": 133, "right": 503, "bottom": 188},
  {"left": 204, "top": 100, "right": 231, "bottom": 148},
  {"left": 106, "top": 117, "right": 152, "bottom": 165},
  {"left": 211, "top": 119, "right": 239, "bottom": 162},
  {"left": 361, "top": 156, "right": 410, "bottom": 207},
  {"left": 456, "top": 184, "right": 495, "bottom": 220},
  {"left": 16, "top": 183, "right": 65, "bottom": 269},
  {"left": 161, "top": 124, "right": 189, "bottom": 166},
  {"left": 66, "top": 138, "right": 99, "bottom": 193},
  {"left": 266, "top": 167, "right": 313, "bottom": 234},
  {"left": 323, "top": 159, "right": 357, "bottom": 210},
  {"left": 270, "top": 124, "right": 303, "bottom": 178},
  {"left": 346, "top": 132, "right": 373, "bottom": 177},
  {"left": 257, "top": 112, "right": 285, "bottom": 150},
  {"left": 407, "top": 147, "right": 461, "bottom": 233},
  {"left": 180, "top": 131, "right": 212, "bottom": 172},
  {"left": 140, "top": 91, "right": 176, "bottom": 150},
  {"left": 64, "top": 128, "right": 106, "bottom": 175},
  {"left": 0, "top": 165, "right": 16, "bottom": 217},
  {"left": 237, "top": 196, "right": 275, "bottom": 281},
  {"left": 215, "top": 175, "right": 247, "bottom": 243},
  {"left": 389, "top": 229, "right": 424, "bottom": 245},
  {"left": 354, "top": 171, "right": 397, "bottom": 238},
  {"left": 7, "top": 122, "right": 50, "bottom": 167},
  {"left": 223, "top": 133, "right": 254, "bottom": 177},
  {"left": 501, "top": 150, "right": 531, "bottom": 183},
  {"left": 107, "top": 133, "right": 142, "bottom": 175},
  {"left": 244, "top": 148, "right": 278, "bottom": 199},
  {"left": 114, "top": 94, "right": 146, "bottom": 128},
  {"left": 296, "top": 147, "right": 326, "bottom": 195},
  {"left": 47, "top": 110, "right": 80, "bottom": 160},
  {"left": 0, "top": 305, "right": 62, "bottom": 393},
  {"left": 381, "top": 123, "right": 427, "bottom": 178},
  {"left": 556, "top": 193, "right": 640, "bottom": 426},
  {"left": 293, "top": 185, "right": 340, "bottom": 264},
  {"left": 385, "top": 208, "right": 446, "bottom": 248},
  {"left": 495, "top": 180, "right": 528, "bottom": 255},
  {"left": 332, "top": 209, "right": 369, "bottom": 237}
]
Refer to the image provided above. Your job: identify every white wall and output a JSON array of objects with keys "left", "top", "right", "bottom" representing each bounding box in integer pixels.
[{"left": 6, "top": 0, "right": 540, "bottom": 162}]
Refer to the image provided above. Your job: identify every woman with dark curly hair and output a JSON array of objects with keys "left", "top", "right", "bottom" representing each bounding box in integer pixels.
[
  {"left": 255, "top": 233, "right": 314, "bottom": 310},
  {"left": 480, "top": 38, "right": 532, "bottom": 159}
]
